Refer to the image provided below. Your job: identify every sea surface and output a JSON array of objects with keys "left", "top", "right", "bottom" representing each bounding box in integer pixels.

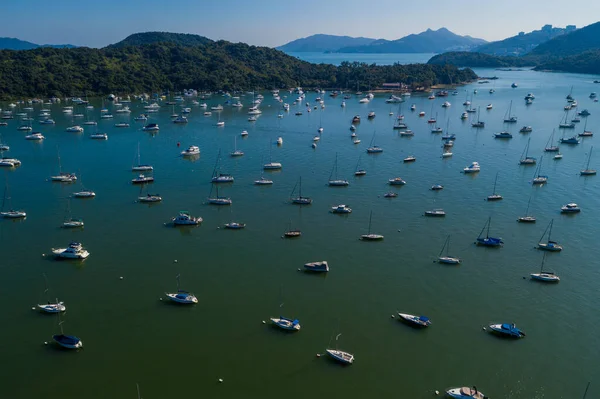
[
  {"left": 287, "top": 52, "right": 436, "bottom": 65},
  {"left": 2, "top": 67, "right": 600, "bottom": 399}
]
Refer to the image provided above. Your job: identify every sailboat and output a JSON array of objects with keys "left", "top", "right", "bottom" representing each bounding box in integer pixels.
[
  {"left": 132, "top": 143, "right": 153, "bottom": 171},
  {"left": 537, "top": 219, "right": 562, "bottom": 251},
  {"left": 503, "top": 100, "right": 517, "bottom": 123},
  {"left": 558, "top": 110, "right": 575, "bottom": 129},
  {"left": 230, "top": 136, "right": 244, "bottom": 157},
  {"left": 486, "top": 172, "right": 503, "bottom": 201},
  {"left": 37, "top": 274, "right": 66, "bottom": 313},
  {"left": 328, "top": 153, "right": 349, "bottom": 186},
  {"left": 437, "top": 235, "right": 460, "bottom": 264},
  {"left": 269, "top": 289, "right": 301, "bottom": 331},
  {"left": 360, "top": 211, "right": 384, "bottom": 240},
  {"left": 283, "top": 221, "right": 302, "bottom": 238},
  {"left": 471, "top": 106, "right": 484, "bottom": 128},
  {"left": 530, "top": 253, "right": 560, "bottom": 282},
  {"left": 165, "top": 274, "right": 198, "bottom": 304},
  {"left": 137, "top": 186, "right": 162, "bottom": 203},
  {"left": 62, "top": 198, "right": 84, "bottom": 228},
  {"left": 72, "top": 174, "right": 96, "bottom": 198},
  {"left": 325, "top": 333, "right": 354, "bottom": 365},
  {"left": 50, "top": 149, "right": 77, "bottom": 183},
  {"left": 207, "top": 184, "right": 232, "bottom": 205},
  {"left": 580, "top": 146, "right": 596, "bottom": 175},
  {"left": 52, "top": 311, "right": 83, "bottom": 349},
  {"left": 211, "top": 150, "right": 234, "bottom": 183},
  {"left": 578, "top": 118, "right": 593, "bottom": 137},
  {"left": 1, "top": 180, "right": 26, "bottom": 219},
  {"left": 263, "top": 141, "right": 282, "bottom": 170},
  {"left": 517, "top": 195, "right": 536, "bottom": 223},
  {"left": 475, "top": 217, "right": 503, "bottom": 247},
  {"left": 544, "top": 130, "right": 560, "bottom": 152},
  {"left": 531, "top": 156, "right": 548, "bottom": 185},
  {"left": 519, "top": 138, "right": 536, "bottom": 165},
  {"left": 366, "top": 131, "right": 383, "bottom": 153},
  {"left": 290, "top": 177, "right": 312, "bottom": 204},
  {"left": 354, "top": 155, "right": 366, "bottom": 176}
]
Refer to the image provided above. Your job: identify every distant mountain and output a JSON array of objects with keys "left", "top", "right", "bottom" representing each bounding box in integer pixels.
[
  {"left": 428, "top": 21, "right": 600, "bottom": 74},
  {"left": 0, "top": 37, "right": 76, "bottom": 50},
  {"left": 107, "top": 32, "right": 213, "bottom": 48},
  {"left": 277, "top": 34, "right": 377, "bottom": 53},
  {"left": 336, "top": 28, "right": 487, "bottom": 53},
  {"left": 476, "top": 25, "right": 577, "bottom": 56}
]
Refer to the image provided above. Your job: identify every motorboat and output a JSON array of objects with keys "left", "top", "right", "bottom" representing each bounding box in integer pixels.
[
  {"left": 51, "top": 242, "right": 90, "bottom": 259},
  {"left": 519, "top": 126, "right": 533, "bottom": 133},
  {"left": 17, "top": 125, "right": 33, "bottom": 131},
  {"left": 284, "top": 229, "right": 302, "bottom": 238},
  {"left": 211, "top": 173, "right": 234, "bottom": 183},
  {"left": 366, "top": 146, "right": 383, "bottom": 154},
  {"left": 142, "top": 123, "right": 159, "bottom": 131},
  {"left": 431, "top": 185, "right": 443, "bottom": 191},
  {"left": 270, "top": 317, "right": 301, "bottom": 331},
  {"left": 66, "top": 126, "right": 84, "bottom": 133},
  {"left": 494, "top": 131, "right": 513, "bottom": 139},
  {"left": 263, "top": 162, "right": 282, "bottom": 170},
  {"left": 131, "top": 174, "right": 154, "bottom": 184},
  {"left": 463, "top": 162, "right": 480, "bottom": 173},
  {"left": 352, "top": 115, "right": 360, "bottom": 123},
  {"left": 50, "top": 173, "right": 77, "bottom": 183},
  {"left": 486, "top": 104, "right": 493, "bottom": 110},
  {"left": 90, "top": 133, "right": 108, "bottom": 140},
  {"left": 460, "top": 112, "right": 468, "bottom": 120},
  {"left": 224, "top": 222, "right": 246, "bottom": 229},
  {"left": 134, "top": 114, "right": 148, "bottom": 121},
  {"left": 397, "top": 313, "right": 432, "bottom": 327},
  {"left": 138, "top": 193, "right": 162, "bottom": 203},
  {"left": 578, "top": 109, "right": 591, "bottom": 116},
  {"left": 304, "top": 261, "right": 329, "bottom": 272},
  {"left": 241, "top": 130, "right": 249, "bottom": 137},
  {"left": 561, "top": 203, "right": 580, "bottom": 213},
  {"left": 165, "top": 291, "right": 198, "bottom": 304},
  {"left": 62, "top": 218, "right": 84, "bottom": 228},
  {"left": 325, "top": 349, "right": 354, "bottom": 365},
  {"left": 446, "top": 387, "right": 486, "bottom": 399},
  {"left": 40, "top": 119, "right": 56, "bottom": 125},
  {"left": 276, "top": 137, "right": 283, "bottom": 145},
  {"left": 488, "top": 323, "right": 526, "bottom": 338},
  {"left": 419, "top": 111, "right": 425, "bottom": 117},
  {"left": 403, "top": 156, "right": 416, "bottom": 163},
  {"left": 367, "top": 111, "right": 375, "bottom": 119},
  {"left": 388, "top": 177, "right": 406, "bottom": 186},
  {"left": 181, "top": 145, "right": 200, "bottom": 157},
  {"left": 1, "top": 209, "right": 27, "bottom": 218},
  {"left": 172, "top": 211, "right": 202, "bottom": 225},
  {"left": 53, "top": 333, "right": 83, "bottom": 349},
  {"left": 399, "top": 130, "right": 414, "bottom": 137},
  {"left": 25, "top": 132, "right": 44, "bottom": 140},
  {"left": 331, "top": 204, "right": 352, "bottom": 214},
  {"left": 424, "top": 209, "right": 445, "bottom": 217},
  {"left": 383, "top": 192, "right": 397, "bottom": 198},
  {"left": 37, "top": 301, "right": 66, "bottom": 313},
  {"left": 173, "top": 116, "right": 188, "bottom": 124},
  {"left": 559, "top": 136, "right": 579, "bottom": 144}
]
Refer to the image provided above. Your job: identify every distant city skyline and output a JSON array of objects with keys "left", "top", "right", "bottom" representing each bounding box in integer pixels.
[{"left": 1, "top": 0, "right": 598, "bottom": 48}]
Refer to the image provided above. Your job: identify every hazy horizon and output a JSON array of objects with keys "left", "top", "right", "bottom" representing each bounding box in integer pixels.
[{"left": 1, "top": 0, "right": 598, "bottom": 48}]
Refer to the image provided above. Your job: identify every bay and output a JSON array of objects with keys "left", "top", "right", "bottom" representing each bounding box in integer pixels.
[
  {"left": 1, "top": 66, "right": 599, "bottom": 398},
  {"left": 286, "top": 52, "right": 436, "bottom": 65}
]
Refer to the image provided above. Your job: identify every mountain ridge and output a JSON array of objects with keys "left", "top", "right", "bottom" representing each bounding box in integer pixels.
[
  {"left": 276, "top": 34, "right": 376, "bottom": 53},
  {"left": 0, "top": 37, "right": 76, "bottom": 50}
]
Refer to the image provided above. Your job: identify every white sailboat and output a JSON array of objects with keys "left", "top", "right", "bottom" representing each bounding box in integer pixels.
[
  {"left": 580, "top": 146, "right": 596, "bottom": 175},
  {"left": 486, "top": 172, "right": 503, "bottom": 201},
  {"left": 328, "top": 153, "right": 349, "bottom": 186},
  {"left": 230, "top": 136, "right": 244, "bottom": 157},
  {"left": 1, "top": 180, "right": 26, "bottom": 219},
  {"left": 437, "top": 235, "right": 460, "bottom": 264},
  {"left": 132, "top": 143, "right": 153, "bottom": 171},
  {"left": 360, "top": 211, "right": 383, "bottom": 240},
  {"left": 325, "top": 333, "right": 354, "bottom": 365},
  {"left": 37, "top": 274, "right": 66, "bottom": 313},
  {"left": 62, "top": 198, "right": 84, "bottom": 228},
  {"left": 537, "top": 219, "right": 562, "bottom": 251},
  {"left": 517, "top": 195, "right": 536, "bottom": 223},
  {"left": 290, "top": 177, "right": 312, "bottom": 204},
  {"left": 50, "top": 150, "right": 77, "bottom": 183},
  {"left": 165, "top": 274, "right": 198, "bottom": 304},
  {"left": 207, "top": 184, "right": 232, "bottom": 205},
  {"left": 530, "top": 252, "right": 560, "bottom": 282}
]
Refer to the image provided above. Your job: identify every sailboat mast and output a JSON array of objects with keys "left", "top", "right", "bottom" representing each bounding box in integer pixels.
[
  {"left": 367, "top": 211, "right": 373, "bottom": 234},
  {"left": 586, "top": 146, "right": 593, "bottom": 169},
  {"left": 486, "top": 217, "right": 491, "bottom": 238},
  {"left": 492, "top": 173, "right": 498, "bottom": 194}
]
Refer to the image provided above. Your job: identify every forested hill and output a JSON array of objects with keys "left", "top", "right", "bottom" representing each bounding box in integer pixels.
[
  {"left": 106, "top": 32, "right": 213, "bottom": 48},
  {"left": 0, "top": 36, "right": 477, "bottom": 99}
]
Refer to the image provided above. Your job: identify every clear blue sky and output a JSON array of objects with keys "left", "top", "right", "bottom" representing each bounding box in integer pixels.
[{"left": 2, "top": 0, "right": 599, "bottom": 48}]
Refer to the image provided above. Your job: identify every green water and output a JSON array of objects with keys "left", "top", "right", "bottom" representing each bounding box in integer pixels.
[{"left": 2, "top": 68, "right": 600, "bottom": 398}]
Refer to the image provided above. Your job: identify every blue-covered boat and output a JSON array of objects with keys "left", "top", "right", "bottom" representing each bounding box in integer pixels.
[
  {"left": 53, "top": 333, "right": 83, "bottom": 349},
  {"left": 488, "top": 323, "right": 526, "bottom": 338},
  {"left": 270, "top": 316, "right": 301, "bottom": 331},
  {"left": 476, "top": 217, "right": 503, "bottom": 247},
  {"left": 397, "top": 313, "right": 432, "bottom": 328}
]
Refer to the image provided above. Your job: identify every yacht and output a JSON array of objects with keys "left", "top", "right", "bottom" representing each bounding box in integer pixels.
[
  {"left": 446, "top": 387, "right": 486, "bottom": 399},
  {"left": 216, "top": 121, "right": 225, "bottom": 127},
  {"left": 488, "top": 323, "right": 526, "bottom": 338},
  {"left": 530, "top": 253, "right": 560, "bottom": 282},
  {"left": 442, "top": 101, "right": 451, "bottom": 108},
  {"left": 39, "top": 119, "right": 56, "bottom": 125},
  {"left": 270, "top": 317, "right": 301, "bottom": 331},
  {"left": 463, "top": 162, "right": 480, "bottom": 173},
  {"left": 1, "top": 209, "right": 26, "bottom": 218},
  {"left": 240, "top": 130, "right": 249, "bottom": 137},
  {"left": 66, "top": 126, "right": 84, "bottom": 133},
  {"left": 263, "top": 162, "right": 282, "bottom": 170},
  {"left": 172, "top": 211, "right": 202, "bottom": 225},
  {"left": 131, "top": 174, "right": 154, "bottom": 184},
  {"left": 325, "top": 349, "right": 354, "bottom": 365},
  {"left": 431, "top": 185, "right": 444, "bottom": 191},
  {"left": 424, "top": 209, "right": 445, "bottom": 217},
  {"left": 304, "top": 261, "right": 329, "bottom": 272},
  {"left": 397, "top": 313, "right": 432, "bottom": 327},
  {"left": 51, "top": 173, "right": 77, "bottom": 183},
  {"left": 51, "top": 242, "right": 90, "bottom": 259},
  {"left": 25, "top": 132, "right": 44, "bottom": 140},
  {"left": 383, "top": 192, "right": 397, "bottom": 198},
  {"left": 62, "top": 218, "right": 84, "bottom": 228},
  {"left": 561, "top": 203, "right": 580, "bottom": 213},
  {"left": 403, "top": 156, "right": 416, "bottom": 163},
  {"left": 276, "top": 137, "right": 283, "bottom": 145},
  {"left": 486, "top": 104, "right": 493, "bottom": 110},
  {"left": 254, "top": 177, "right": 274, "bottom": 185},
  {"left": 367, "top": 111, "right": 375, "bottom": 119},
  {"left": 134, "top": 114, "right": 148, "bottom": 121},
  {"left": 173, "top": 116, "right": 188, "bottom": 124},
  {"left": 352, "top": 115, "right": 360, "bottom": 123},
  {"left": 559, "top": 136, "right": 579, "bottom": 145},
  {"left": 138, "top": 193, "right": 162, "bottom": 203},
  {"left": 37, "top": 301, "right": 66, "bottom": 313},
  {"left": 142, "top": 123, "right": 159, "bottom": 131},
  {"left": 181, "top": 145, "right": 200, "bottom": 156},
  {"left": 73, "top": 190, "right": 96, "bottom": 198},
  {"left": 519, "top": 126, "right": 533, "bottom": 133},
  {"left": 224, "top": 222, "right": 246, "bottom": 229},
  {"left": 494, "top": 131, "right": 513, "bottom": 139},
  {"left": 165, "top": 291, "right": 198, "bottom": 304},
  {"left": 331, "top": 204, "right": 352, "bottom": 214},
  {"left": 366, "top": 145, "right": 383, "bottom": 154},
  {"left": 212, "top": 173, "right": 234, "bottom": 183},
  {"left": 17, "top": 125, "right": 33, "bottom": 131},
  {"left": 460, "top": 112, "right": 468, "bottom": 120},
  {"left": 578, "top": 109, "right": 591, "bottom": 116},
  {"left": 388, "top": 177, "right": 406, "bottom": 186}
]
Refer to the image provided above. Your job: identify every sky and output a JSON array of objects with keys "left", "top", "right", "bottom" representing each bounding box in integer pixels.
[{"left": 1, "top": 0, "right": 599, "bottom": 48}]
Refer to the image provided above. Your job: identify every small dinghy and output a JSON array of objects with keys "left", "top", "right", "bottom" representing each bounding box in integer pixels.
[
  {"left": 270, "top": 317, "right": 301, "bottom": 331},
  {"left": 397, "top": 313, "right": 432, "bottom": 328},
  {"left": 488, "top": 323, "right": 526, "bottom": 338}
]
